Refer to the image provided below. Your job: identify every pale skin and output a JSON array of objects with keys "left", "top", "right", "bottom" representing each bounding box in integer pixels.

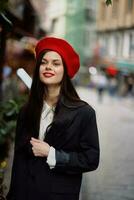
[{"left": 30, "top": 51, "right": 64, "bottom": 157}]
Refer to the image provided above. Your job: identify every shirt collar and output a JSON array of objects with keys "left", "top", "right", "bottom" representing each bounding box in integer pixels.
[{"left": 42, "top": 101, "right": 56, "bottom": 113}]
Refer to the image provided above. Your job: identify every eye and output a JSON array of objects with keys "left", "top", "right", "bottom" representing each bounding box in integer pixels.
[
  {"left": 54, "top": 62, "right": 61, "bottom": 66},
  {"left": 41, "top": 60, "right": 47, "bottom": 65}
]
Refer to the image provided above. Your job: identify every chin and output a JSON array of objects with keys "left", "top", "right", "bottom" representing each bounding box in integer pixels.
[{"left": 41, "top": 80, "right": 61, "bottom": 86}]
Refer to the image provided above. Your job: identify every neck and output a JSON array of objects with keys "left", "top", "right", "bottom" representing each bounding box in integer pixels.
[{"left": 45, "top": 85, "right": 61, "bottom": 107}]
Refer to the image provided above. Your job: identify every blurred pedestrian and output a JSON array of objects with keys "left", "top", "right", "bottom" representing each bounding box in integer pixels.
[
  {"left": 96, "top": 71, "right": 108, "bottom": 103},
  {"left": 7, "top": 37, "right": 100, "bottom": 200},
  {"left": 108, "top": 77, "right": 118, "bottom": 97},
  {"left": 126, "top": 76, "right": 134, "bottom": 97}
]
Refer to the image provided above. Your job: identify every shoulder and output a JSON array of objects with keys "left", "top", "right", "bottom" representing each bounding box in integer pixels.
[
  {"left": 63, "top": 99, "right": 96, "bottom": 121},
  {"left": 77, "top": 103, "right": 96, "bottom": 120},
  {"left": 57, "top": 97, "right": 96, "bottom": 120},
  {"left": 61, "top": 96, "right": 94, "bottom": 111}
]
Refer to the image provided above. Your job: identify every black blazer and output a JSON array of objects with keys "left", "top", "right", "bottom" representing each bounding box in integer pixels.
[{"left": 7, "top": 98, "right": 100, "bottom": 200}]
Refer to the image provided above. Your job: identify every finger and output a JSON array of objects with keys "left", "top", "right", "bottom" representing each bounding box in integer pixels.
[
  {"left": 31, "top": 137, "right": 41, "bottom": 143},
  {"left": 34, "top": 152, "right": 43, "bottom": 157},
  {"left": 34, "top": 153, "right": 38, "bottom": 157},
  {"left": 32, "top": 148, "right": 38, "bottom": 156},
  {"left": 32, "top": 149, "right": 41, "bottom": 157},
  {"left": 30, "top": 140, "right": 34, "bottom": 145},
  {"left": 30, "top": 140, "right": 40, "bottom": 146},
  {"left": 32, "top": 147, "right": 35, "bottom": 153},
  {"left": 30, "top": 141, "right": 37, "bottom": 147}
]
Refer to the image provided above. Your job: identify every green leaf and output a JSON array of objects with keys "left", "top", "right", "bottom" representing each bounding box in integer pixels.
[
  {"left": 0, "top": 129, "right": 7, "bottom": 135},
  {"left": 0, "top": 95, "right": 27, "bottom": 146},
  {"left": 106, "top": 0, "right": 112, "bottom": 6},
  {"left": 7, "top": 107, "right": 17, "bottom": 116}
]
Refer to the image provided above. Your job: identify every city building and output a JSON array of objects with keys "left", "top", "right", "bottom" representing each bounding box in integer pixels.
[
  {"left": 65, "top": 0, "right": 97, "bottom": 65},
  {"left": 42, "top": 0, "right": 67, "bottom": 37},
  {"left": 97, "top": 0, "right": 134, "bottom": 72},
  {"left": 42, "top": 0, "right": 97, "bottom": 66}
]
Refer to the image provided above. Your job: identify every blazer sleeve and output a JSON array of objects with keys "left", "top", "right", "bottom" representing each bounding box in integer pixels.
[{"left": 54, "top": 107, "right": 100, "bottom": 174}]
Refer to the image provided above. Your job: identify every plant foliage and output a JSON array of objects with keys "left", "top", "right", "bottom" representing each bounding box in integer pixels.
[
  {"left": 0, "top": 97, "right": 26, "bottom": 146},
  {"left": 106, "top": 0, "right": 112, "bottom": 6}
]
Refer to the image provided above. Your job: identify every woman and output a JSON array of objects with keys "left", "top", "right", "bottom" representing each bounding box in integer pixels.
[{"left": 7, "top": 37, "right": 100, "bottom": 200}]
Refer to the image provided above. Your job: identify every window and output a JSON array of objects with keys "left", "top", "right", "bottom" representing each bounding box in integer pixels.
[
  {"left": 115, "top": 34, "right": 120, "bottom": 57},
  {"left": 127, "top": 0, "right": 133, "bottom": 12},
  {"left": 112, "top": 0, "right": 119, "bottom": 18},
  {"left": 129, "top": 32, "right": 134, "bottom": 57},
  {"left": 101, "top": 2, "right": 106, "bottom": 20},
  {"left": 51, "top": 18, "right": 58, "bottom": 33},
  {"left": 85, "top": 8, "right": 94, "bottom": 22}
]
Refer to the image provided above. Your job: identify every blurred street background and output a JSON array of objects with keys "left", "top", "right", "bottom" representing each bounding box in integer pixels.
[{"left": 0, "top": 0, "right": 134, "bottom": 200}]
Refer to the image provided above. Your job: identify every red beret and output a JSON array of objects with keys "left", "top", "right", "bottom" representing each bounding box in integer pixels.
[{"left": 35, "top": 37, "right": 80, "bottom": 78}]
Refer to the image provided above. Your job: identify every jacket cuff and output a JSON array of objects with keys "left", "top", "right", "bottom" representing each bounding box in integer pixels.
[{"left": 56, "top": 150, "right": 70, "bottom": 166}]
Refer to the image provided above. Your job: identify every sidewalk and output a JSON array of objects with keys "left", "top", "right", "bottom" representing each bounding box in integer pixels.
[
  {"left": 77, "top": 86, "right": 134, "bottom": 200},
  {"left": 76, "top": 86, "right": 134, "bottom": 110}
]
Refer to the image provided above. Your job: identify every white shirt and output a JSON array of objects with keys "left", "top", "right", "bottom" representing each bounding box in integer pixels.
[{"left": 39, "top": 101, "right": 56, "bottom": 169}]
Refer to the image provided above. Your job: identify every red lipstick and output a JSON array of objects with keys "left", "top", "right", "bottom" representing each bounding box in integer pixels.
[{"left": 43, "top": 72, "right": 55, "bottom": 77}]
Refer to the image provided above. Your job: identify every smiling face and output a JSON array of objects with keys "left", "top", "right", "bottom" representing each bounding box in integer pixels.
[{"left": 39, "top": 51, "right": 64, "bottom": 87}]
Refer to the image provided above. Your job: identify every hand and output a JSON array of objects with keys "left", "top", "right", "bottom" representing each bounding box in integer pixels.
[{"left": 30, "top": 137, "right": 50, "bottom": 157}]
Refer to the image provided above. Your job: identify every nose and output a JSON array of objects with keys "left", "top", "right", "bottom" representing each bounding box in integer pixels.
[{"left": 45, "top": 63, "right": 53, "bottom": 70}]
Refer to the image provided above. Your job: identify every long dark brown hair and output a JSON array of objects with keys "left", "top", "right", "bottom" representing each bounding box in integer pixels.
[{"left": 25, "top": 50, "right": 81, "bottom": 137}]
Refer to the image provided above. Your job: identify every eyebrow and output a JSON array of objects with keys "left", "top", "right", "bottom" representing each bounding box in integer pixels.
[{"left": 42, "top": 58, "right": 61, "bottom": 62}]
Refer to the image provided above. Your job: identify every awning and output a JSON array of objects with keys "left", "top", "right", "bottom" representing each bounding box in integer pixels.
[{"left": 115, "top": 61, "right": 134, "bottom": 72}]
